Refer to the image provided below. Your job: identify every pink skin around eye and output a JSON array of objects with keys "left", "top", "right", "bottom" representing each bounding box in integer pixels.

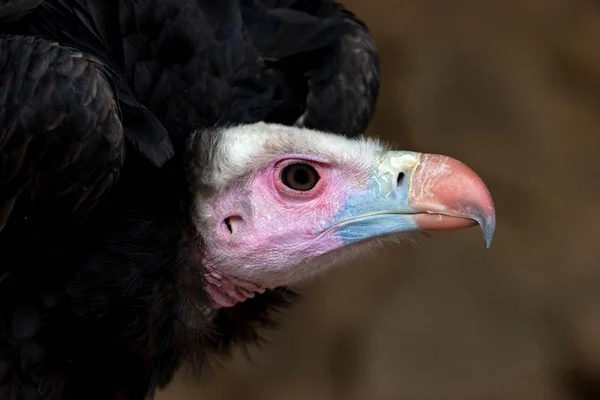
[
  {"left": 238, "top": 158, "right": 343, "bottom": 254},
  {"left": 202, "top": 155, "right": 359, "bottom": 308}
]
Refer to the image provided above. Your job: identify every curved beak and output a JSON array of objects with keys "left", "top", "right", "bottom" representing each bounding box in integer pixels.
[
  {"left": 404, "top": 152, "right": 496, "bottom": 248},
  {"left": 325, "top": 151, "right": 496, "bottom": 248}
]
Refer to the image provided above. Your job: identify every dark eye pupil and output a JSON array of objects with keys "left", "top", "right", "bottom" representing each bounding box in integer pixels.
[
  {"left": 281, "top": 163, "right": 320, "bottom": 191},
  {"left": 294, "top": 169, "right": 310, "bottom": 185}
]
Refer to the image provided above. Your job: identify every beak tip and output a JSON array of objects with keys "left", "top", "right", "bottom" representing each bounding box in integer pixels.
[
  {"left": 480, "top": 212, "right": 496, "bottom": 249},
  {"left": 483, "top": 231, "right": 494, "bottom": 249}
]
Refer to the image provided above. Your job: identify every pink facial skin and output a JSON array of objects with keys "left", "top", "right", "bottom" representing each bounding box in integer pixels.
[{"left": 200, "top": 154, "right": 369, "bottom": 308}]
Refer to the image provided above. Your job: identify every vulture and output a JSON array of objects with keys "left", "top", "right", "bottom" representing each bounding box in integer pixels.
[{"left": 0, "top": 0, "right": 496, "bottom": 399}]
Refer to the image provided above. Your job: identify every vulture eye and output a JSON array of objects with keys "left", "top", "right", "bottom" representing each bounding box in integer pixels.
[{"left": 281, "top": 163, "right": 320, "bottom": 191}]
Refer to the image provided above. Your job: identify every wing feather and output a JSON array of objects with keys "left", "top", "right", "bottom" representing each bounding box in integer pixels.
[
  {"left": 0, "top": 0, "right": 44, "bottom": 21},
  {"left": 0, "top": 34, "right": 125, "bottom": 242},
  {"left": 0, "top": 0, "right": 175, "bottom": 167}
]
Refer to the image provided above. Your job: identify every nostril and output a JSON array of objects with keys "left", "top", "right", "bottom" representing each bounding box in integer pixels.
[
  {"left": 222, "top": 216, "right": 243, "bottom": 235},
  {"left": 397, "top": 172, "right": 405, "bottom": 187},
  {"left": 224, "top": 218, "right": 233, "bottom": 234}
]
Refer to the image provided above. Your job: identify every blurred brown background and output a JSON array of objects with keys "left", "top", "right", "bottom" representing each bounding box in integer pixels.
[{"left": 158, "top": 0, "right": 600, "bottom": 399}]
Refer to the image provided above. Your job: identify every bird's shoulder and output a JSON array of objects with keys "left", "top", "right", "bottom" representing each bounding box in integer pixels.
[{"left": 0, "top": 33, "right": 125, "bottom": 264}]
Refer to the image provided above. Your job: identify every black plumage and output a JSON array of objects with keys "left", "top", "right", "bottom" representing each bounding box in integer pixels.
[{"left": 0, "top": 0, "right": 379, "bottom": 399}]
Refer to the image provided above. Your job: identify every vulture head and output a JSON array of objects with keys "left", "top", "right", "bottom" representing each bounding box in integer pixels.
[{"left": 186, "top": 122, "right": 495, "bottom": 308}]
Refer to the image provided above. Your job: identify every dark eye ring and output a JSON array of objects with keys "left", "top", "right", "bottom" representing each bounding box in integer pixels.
[{"left": 281, "top": 163, "right": 320, "bottom": 192}]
